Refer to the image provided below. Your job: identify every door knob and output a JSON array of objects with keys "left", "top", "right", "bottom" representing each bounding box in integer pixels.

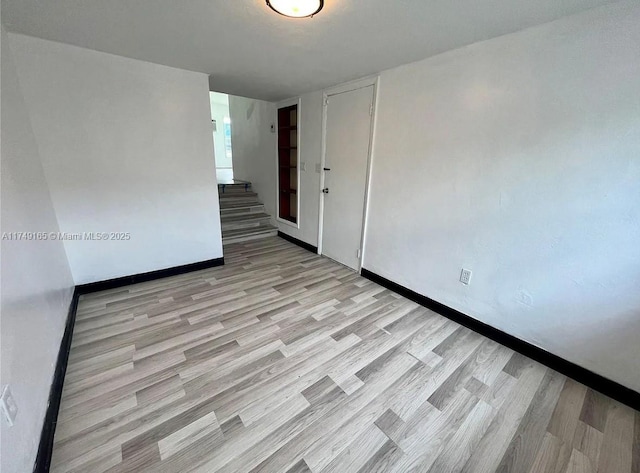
[{"left": 322, "top": 188, "right": 329, "bottom": 194}]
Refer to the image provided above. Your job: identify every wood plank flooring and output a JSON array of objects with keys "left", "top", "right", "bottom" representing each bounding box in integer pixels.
[{"left": 51, "top": 237, "right": 639, "bottom": 473}]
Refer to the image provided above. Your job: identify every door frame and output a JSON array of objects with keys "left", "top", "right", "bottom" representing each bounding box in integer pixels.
[
  {"left": 317, "top": 75, "right": 379, "bottom": 271},
  {"left": 275, "top": 97, "right": 302, "bottom": 230}
]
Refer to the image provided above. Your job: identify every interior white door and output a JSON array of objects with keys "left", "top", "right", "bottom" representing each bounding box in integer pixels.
[{"left": 321, "top": 85, "right": 374, "bottom": 270}]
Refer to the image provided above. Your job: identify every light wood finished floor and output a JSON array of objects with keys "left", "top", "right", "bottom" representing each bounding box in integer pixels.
[{"left": 52, "top": 237, "right": 640, "bottom": 473}]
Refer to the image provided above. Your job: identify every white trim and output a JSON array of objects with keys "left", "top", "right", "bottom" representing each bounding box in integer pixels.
[
  {"left": 323, "top": 74, "right": 379, "bottom": 97},
  {"left": 276, "top": 216, "right": 299, "bottom": 229},
  {"left": 359, "top": 76, "right": 381, "bottom": 272},
  {"left": 316, "top": 95, "right": 328, "bottom": 255},
  {"left": 275, "top": 97, "right": 302, "bottom": 229},
  {"left": 317, "top": 75, "right": 379, "bottom": 270}
]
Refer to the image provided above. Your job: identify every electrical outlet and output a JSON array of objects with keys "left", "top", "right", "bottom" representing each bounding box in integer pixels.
[
  {"left": 460, "top": 269, "right": 472, "bottom": 285},
  {"left": 1, "top": 386, "right": 18, "bottom": 426}
]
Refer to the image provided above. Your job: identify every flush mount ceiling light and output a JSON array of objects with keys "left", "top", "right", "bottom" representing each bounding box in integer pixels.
[{"left": 266, "top": 0, "right": 324, "bottom": 18}]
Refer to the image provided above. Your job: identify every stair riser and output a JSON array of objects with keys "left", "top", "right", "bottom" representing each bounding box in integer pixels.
[
  {"left": 222, "top": 219, "right": 272, "bottom": 231},
  {"left": 218, "top": 187, "right": 258, "bottom": 197},
  {"left": 220, "top": 205, "right": 262, "bottom": 213},
  {"left": 218, "top": 188, "right": 253, "bottom": 195},
  {"left": 220, "top": 202, "right": 261, "bottom": 210},
  {"left": 220, "top": 206, "right": 265, "bottom": 215},
  {"left": 222, "top": 230, "right": 278, "bottom": 245},
  {"left": 219, "top": 196, "right": 260, "bottom": 204},
  {"left": 219, "top": 192, "right": 258, "bottom": 197},
  {"left": 220, "top": 196, "right": 262, "bottom": 205},
  {"left": 218, "top": 183, "right": 251, "bottom": 189}
]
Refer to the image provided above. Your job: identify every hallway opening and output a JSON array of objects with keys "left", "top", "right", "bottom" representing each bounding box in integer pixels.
[{"left": 210, "top": 91, "right": 234, "bottom": 184}]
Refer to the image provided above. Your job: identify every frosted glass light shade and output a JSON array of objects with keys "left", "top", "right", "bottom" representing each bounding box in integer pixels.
[{"left": 266, "top": 0, "right": 324, "bottom": 18}]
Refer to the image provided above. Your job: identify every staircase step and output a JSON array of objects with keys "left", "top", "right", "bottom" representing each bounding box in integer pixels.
[
  {"left": 219, "top": 191, "right": 259, "bottom": 200},
  {"left": 219, "top": 201, "right": 265, "bottom": 212},
  {"left": 219, "top": 186, "right": 252, "bottom": 194},
  {"left": 222, "top": 224, "right": 278, "bottom": 245},
  {"left": 220, "top": 208, "right": 265, "bottom": 218},
  {"left": 218, "top": 180, "right": 251, "bottom": 192},
  {"left": 221, "top": 211, "right": 270, "bottom": 222},
  {"left": 221, "top": 212, "right": 272, "bottom": 231},
  {"left": 217, "top": 181, "right": 275, "bottom": 246},
  {"left": 219, "top": 197, "right": 261, "bottom": 208}
]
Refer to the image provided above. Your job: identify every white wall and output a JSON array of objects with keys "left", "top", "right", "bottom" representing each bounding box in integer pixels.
[
  {"left": 1, "top": 27, "right": 75, "bottom": 473},
  {"left": 8, "top": 33, "right": 223, "bottom": 284},
  {"left": 210, "top": 92, "right": 232, "bottom": 169},
  {"left": 229, "top": 95, "right": 278, "bottom": 221},
  {"left": 364, "top": 1, "right": 640, "bottom": 391}
]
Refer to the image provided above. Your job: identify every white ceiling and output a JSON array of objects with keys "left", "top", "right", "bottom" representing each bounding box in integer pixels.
[{"left": 1, "top": 0, "right": 619, "bottom": 101}]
